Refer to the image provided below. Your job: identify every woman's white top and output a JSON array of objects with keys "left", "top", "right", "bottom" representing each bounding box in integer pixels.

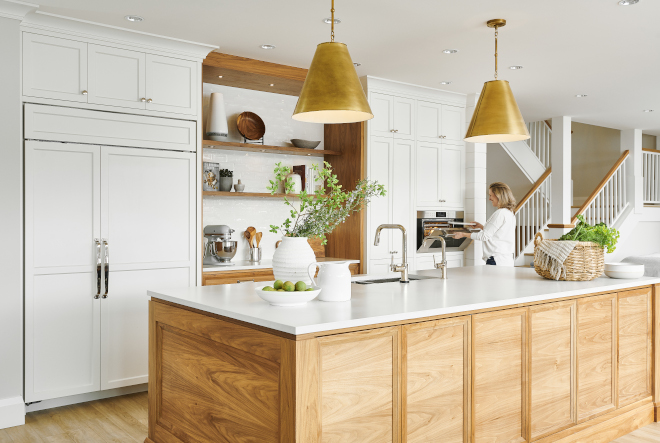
[{"left": 470, "top": 208, "right": 516, "bottom": 266}]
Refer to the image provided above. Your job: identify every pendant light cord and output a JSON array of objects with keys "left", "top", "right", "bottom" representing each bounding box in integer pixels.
[
  {"left": 494, "top": 25, "right": 499, "bottom": 80},
  {"left": 331, "top": 0, "right": 335, "bottom": 42}
]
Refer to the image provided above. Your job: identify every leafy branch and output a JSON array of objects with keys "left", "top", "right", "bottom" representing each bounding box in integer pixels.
[
  {"left": 559, "top": 215, "right": 620, "bottom": 253},
  {"left": 267, "top": 161, "right": 386, "bottom": 244}
]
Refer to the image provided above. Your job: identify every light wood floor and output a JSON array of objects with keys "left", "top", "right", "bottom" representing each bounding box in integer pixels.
[
  {"left": 0, "top": 391, "right": 658, "bottom": 442},
  {"left": 0, "top": 392, "right": 147, "bottom": 443}
]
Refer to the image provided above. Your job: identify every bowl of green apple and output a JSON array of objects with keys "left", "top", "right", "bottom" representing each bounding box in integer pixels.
[{"left": 255, "top": 280, "right": 321, "bottom": 306}]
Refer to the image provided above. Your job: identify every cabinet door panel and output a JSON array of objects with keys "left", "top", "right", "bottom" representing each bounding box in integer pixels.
[
  {"left": 473, "top": 308, "right": 528, "bottom": 443},
  {"left": 416, "top": 142, "right": 441, "bottom": 207},
  {"left": 27, "top": 273, "right": 100, "bottom": 402},
  {"left": 529, "top": 301, "right": 576, "bottom": 440},
  {"left": 442, "top": 105, "right": 464, "bottom": 142},
  {"left": 88, "top": 44, "right": 145, "bottom": 109},
  {"left": 318, "top": 328, "right": 399, "bottom": 443},
  {"left": 391, "top": 140, "right": 414, "bottom": 258},
  {"left": 440, "top": 144, "right": 464, "bottom": 208},
  {"left": 393, "top": 96, "right": 415, "bottom": 140},
  {"left": 370, "top": 92, "right": 393, "bottom": 137},
  {"left": 417, "top": 101, "right": 442, "bottom": 142},
  {"left": 23, "top": 33, "right": 88, "bottom": 102},
  {"left": 618, "top": 288, "right": 652, "bottom": 407},
  {"left": 145, "top": 54, "right": 197, "bottom": 115},
  {"left": 368, "top": 137, "right": 392, "bottom": 259},
  {"left": 577, "top": 293, "right": 617, "bottom": 422},
  {"left": 403, "top": 317, "right": 469, "bottom": 443}
]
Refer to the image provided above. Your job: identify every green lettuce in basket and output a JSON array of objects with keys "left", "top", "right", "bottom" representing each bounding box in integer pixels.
[{"left": 558, "top": 215, "right": 620, "bottom": 253}]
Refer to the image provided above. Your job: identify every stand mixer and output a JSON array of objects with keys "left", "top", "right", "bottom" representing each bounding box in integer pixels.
[{"left": 203, "top": 225, "right": 237, "bottom": 265}]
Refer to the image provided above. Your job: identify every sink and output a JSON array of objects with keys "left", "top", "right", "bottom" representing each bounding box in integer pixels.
[{"left": 352, "top": 275, "right": 436, "bottom": 285}]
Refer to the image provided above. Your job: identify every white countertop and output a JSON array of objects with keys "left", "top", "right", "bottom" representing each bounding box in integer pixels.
[
  {"left": 149, "top": 266, "right": 660, "bottom": 335},
  {"left": 203, "top": 257, "right": 360, "bottom": 272}
]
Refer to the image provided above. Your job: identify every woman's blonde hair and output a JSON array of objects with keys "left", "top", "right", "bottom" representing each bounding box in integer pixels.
[{"left": 489, "top": 182, "right": 516, "bottom": 211}]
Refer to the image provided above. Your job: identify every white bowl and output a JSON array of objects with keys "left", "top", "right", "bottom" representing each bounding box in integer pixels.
[
  {"left": 255, "top": 284, "right": 321, "bottom": 306},
  {"left": 604, "top": 263, "right": 644, "bottom": 279}
]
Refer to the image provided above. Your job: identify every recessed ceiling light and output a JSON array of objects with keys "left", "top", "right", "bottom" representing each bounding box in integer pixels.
[
  {"left": 509, "top": 65, "right": 524, "bottom": 70},
  {"left": 443, "top": 49, "right": 459, "bottom": 54},
  {"left": 575, "top": 94, "right": 588, "bottom": 98},
  {"left": 269, "top": 84, "right": 275, "bottom": 87},
  {"left": 643, "top": 109, "right": 654, "bottom": 112},
  {"left": 260, "top": 44, "right": 276, "bottom": 50},
  {"left": 353, "top": 62, "right": 361, "bottom": 67},
  {"left": 324, "top": 18, "right": 341, "bottom": 24},
  {"left": 125, "top": 15, "right": 143, "bottom": 22},
  {"left": 440, "top": 81, "right": 452, "bottom": 85},
  {"left": 618, "top": 0, "right": 639, "bottom": 5},
  {"left": 218, "top": 75, "right": 223, "bottom": 78}
]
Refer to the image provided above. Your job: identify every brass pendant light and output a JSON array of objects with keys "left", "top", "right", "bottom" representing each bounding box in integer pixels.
[
  {"left": 464, "top": 19, "right": 530, "bottom": 143},
  {"left": 292, "top": 0, "right": 373, "bottom": 123}
]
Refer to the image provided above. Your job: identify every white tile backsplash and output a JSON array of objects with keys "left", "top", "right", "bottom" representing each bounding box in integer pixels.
[{"left": 202, "top": 84, "right": 325, "bottom": 262}]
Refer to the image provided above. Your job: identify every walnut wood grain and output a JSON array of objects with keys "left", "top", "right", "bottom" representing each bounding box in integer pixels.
[
  {"left": 323, "top": 122, "right": 366, "bottom": 273},
  {"left": 202, "top": 139, "right": 340, "bottom": 157},
  {"left": 618, "top": 287, "right": 652, "bottom": 407},
  {"left": 402, "top": 317, "right": 470, "bottom": 443},
  {"left": 472, "top": 308, "right": 528, "bottom": 443},
  {"left": 529, "top": 301, "right": 577, "bottom": 440},
  {"left": 577, "top": 293, "right": 617, "bottom": 422},
  {"left": 204, "top": 52, "right": 308, "bottom": 82},
  {"left": 318, "top": 327, "right": 400, "bottom": 443}
]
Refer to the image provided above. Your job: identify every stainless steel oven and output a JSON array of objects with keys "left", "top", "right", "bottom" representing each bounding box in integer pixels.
[{"left": 416, "top": 211, "right": 476, "bottom": 253}]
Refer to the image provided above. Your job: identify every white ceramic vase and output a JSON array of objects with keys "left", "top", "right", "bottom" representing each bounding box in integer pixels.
[
  {"left": 205, "top": 92, "right": 228, "bottom": 141},
  {"left": 272, "top": 237, "right": 316, "bottom": 285}
]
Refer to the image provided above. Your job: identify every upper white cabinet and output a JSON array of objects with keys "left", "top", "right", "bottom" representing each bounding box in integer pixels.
[
  {"left": 416, "top": 141, "right": 464, "bottom": 209},
  {"left": 23, "top": 33, "right": 88, "bottom": 102},
  {"left": 88, "top": 45, "right": 145, "bottom": 109},
  {"left": 23, "top": 33, "right": 199, "bottom": 116},
  {"left": 370, "top": 92, "right": 415, "bottom": 140},
  {"left": 417, "top": 100, "right": 464, "bottom": 143}
]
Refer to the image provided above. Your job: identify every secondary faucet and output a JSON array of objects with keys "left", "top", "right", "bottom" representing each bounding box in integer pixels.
[
  {"left": 422, "top": 229, "right": 448, "bottom": 279},
  {"left": 374, "top": 224, "right": 409, "bottom": 283}
]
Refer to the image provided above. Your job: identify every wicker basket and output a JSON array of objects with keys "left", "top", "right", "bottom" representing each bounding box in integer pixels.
[{"left": 533, "top": 232, "right": 604, "bottom": 281}]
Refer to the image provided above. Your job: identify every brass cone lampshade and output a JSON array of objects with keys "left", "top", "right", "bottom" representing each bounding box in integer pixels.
[
  {"left": 464, "top": 79, "right": 530, "bottom": 143},
  {"left": 293, "top": 42, "right": 373, "bottom": 123},
  {"left": 464, "top": 18, "right": 530, "bottom": 143}
]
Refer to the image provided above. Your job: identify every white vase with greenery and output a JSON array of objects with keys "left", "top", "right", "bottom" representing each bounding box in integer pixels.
[{"left": 268, "top": 161, "right": 385, "bottom": 288}]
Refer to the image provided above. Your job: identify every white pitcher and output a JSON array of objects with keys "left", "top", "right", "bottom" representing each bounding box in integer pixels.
[{"left": 307, "top": 261, "right": 352, "bottom": 302}]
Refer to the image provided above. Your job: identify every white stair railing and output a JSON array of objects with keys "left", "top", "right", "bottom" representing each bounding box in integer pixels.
[
  {"left": 514, "top": 169, "right": 551, "bottom": 258},
  {"left": 526, "top": 121, "right": 551, "bottom": 169},
  {"left": 572, "top": 151, "right": 629, "bottom": 226},
  {"left": 643, "top": 149, "right": 660, "bottom": 204}
]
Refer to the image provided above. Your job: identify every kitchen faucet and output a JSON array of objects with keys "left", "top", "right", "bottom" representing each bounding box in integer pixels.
[
  {"left": 422, "top": 229, "right": 448, "bottom": 279},
  {"left": 374, "top": 224, "right": 409, "bottom": 283}
]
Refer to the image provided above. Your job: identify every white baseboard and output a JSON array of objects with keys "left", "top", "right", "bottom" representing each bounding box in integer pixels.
[
  {"left": 25, "top": 384, "right": 148, "bottom": 413},
  {"left": 0, "top": 396, "right": 25, "bottom": 430}
]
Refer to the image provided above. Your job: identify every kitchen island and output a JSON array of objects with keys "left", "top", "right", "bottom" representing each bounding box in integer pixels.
[{"left": 145, "top": 267, "right": 660, "bottom": 443}]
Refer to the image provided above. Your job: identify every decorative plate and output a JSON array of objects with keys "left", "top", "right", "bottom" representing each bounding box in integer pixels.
[{"left": 237, "top": 112, "right": 266, "bottom": 141}]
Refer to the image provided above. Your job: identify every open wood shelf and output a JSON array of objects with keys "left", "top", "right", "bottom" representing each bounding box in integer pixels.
[
  {"left": 203, "top": 139, "right": 340, "bottom": 157},
  {"left": 203, "top": 191, "right": 326, "bottom": 199}
]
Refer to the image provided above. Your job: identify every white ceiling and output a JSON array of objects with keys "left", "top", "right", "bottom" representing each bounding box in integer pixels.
[{"left": 34, "top": 0, "right": 660, "bottom": 136}]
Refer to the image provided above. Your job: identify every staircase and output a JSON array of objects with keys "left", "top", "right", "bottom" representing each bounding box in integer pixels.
[
  {"left": 643, "top": 149, "right": 660, "bottom": 205},
  {"left": 514, "top": 169, "right": 552, "bottom": 265},
  {"left": 499, "top": 121, "right": 551, "bottom": 184}
]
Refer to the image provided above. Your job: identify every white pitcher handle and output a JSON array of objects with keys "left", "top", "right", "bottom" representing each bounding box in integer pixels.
[{"left": 307, "top": 262, "right": 319, "bottom": 287}]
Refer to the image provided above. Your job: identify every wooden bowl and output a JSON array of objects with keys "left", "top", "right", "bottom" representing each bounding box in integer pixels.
[{"left": 237, "top": 112, "right": 265, "bottom": 140}]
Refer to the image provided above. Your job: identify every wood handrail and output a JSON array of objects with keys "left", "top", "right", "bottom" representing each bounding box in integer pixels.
[
  {"left": 571, "top": 150, "right": 629, "bottom": 224},
  {"left": 514, "top": 168, "right": 552, "bottom": 213},
  {"left": 642, "top": 148, "right": 660, "bottom": 153}
]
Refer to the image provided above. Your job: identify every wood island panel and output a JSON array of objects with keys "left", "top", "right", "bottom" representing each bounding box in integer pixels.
[
  {"left": 317, "top": 327, "right": 400, "bottom": 443},
  {"left": 576, "top": 293, "right": 617, "bottom": 422},
  {"left": 402, "top": 317, "right": 470, "bottom": 443},
  {"left": 654, "top": 284, "right": 660, "bottom": 421},
  {"left": 472, "top": 308, "right": 528, "bottom": 443},
  {"left": 618, "top": 287, "right": 652, "bottom": 407},
  {"left": 528, "top": 300, "right": 576, "bottom": 440}
]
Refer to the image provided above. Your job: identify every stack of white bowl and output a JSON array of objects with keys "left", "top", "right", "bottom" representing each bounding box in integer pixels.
[{"left": 604, "top": 263, "right": 645, "bottom": 279}]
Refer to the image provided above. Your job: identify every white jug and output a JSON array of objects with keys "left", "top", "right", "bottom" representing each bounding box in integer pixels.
[{"left": 307, "top": 261, "right": 352, "bottom": 302}]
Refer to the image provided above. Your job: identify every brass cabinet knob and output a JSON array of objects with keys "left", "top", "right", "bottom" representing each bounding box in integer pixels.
[
  {"left": 141, "top": 98, "right": 146, "bottom": 102},
  {"left": 147, "top": 98, "right": 153, "bottom": 103},
  {"left": 82, "top": 90, "right": 88, "bottom": 95}
]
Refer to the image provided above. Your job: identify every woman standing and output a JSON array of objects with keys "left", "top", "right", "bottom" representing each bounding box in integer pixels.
[{"left": 453, "top": 182, "right": 516, "bottom": 266}]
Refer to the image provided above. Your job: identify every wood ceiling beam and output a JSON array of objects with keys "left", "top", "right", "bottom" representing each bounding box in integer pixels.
[{"left": 204, "top": 52, "right": 308, "bottom": 82}]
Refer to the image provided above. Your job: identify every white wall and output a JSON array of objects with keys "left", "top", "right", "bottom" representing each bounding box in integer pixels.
[
  {"left": 607, "top": 220, "right": 660, "bottom": 263},
  {"left": 486, "top": 143, "right": 532, "bottom": 219},
  {"left": 202, "top": 84, "right": 323, "bottom": 261},
  {"left": 0, "top": 15, "right": 25, "bottom": 428}
]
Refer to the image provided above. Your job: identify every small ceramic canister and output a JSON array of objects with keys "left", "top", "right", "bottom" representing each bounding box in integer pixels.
[{"left": 234, "top": 179, "right": 245, "bottom": 192}]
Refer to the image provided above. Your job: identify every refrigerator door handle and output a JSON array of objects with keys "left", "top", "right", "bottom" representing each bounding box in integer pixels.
[
  {"left": 95, "top": 238, "right": 101, "bottom": 299},
  {"left": 102, "top": 239, "right": 109, "bottom": 298}
]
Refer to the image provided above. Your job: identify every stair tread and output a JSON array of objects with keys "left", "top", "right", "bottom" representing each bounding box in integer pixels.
[{"left": 524, "top": 253, "right": 534, "bottom": 256}]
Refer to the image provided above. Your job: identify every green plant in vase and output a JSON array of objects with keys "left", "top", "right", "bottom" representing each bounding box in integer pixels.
[{"left": 218, "top": 168, "right": 233, "bottom": 192}]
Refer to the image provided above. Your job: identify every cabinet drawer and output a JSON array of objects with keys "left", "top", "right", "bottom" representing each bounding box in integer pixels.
[{"left": 202, "top": 269, "right": 275, "bottom": 286}]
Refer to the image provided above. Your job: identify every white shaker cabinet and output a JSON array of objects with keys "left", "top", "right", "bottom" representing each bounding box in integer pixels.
[
  {"left": 416, "top": 141, "right": 464, "bottom": 209},
  {"left": 367, "top": 137, "right": 393, "bottom": 259},
  {"left": 417, "top": 100, "right": 464, "bottom": 143},
  {"left": 88, "top": 45, "right": 146, "bottom": 109},
  {"left": 23, "top": 33, "right": 88, "bottom": 102},
  {"left": 369, "top": 92, "right": 415, "bottom": 140},
  {"left": 145, "top": 54, "right": 197, "bottom": 115}
]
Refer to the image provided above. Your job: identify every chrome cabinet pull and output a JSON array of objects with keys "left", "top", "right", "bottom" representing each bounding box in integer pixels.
[
  {"left": 95, "top": 239, "right": 101, "bottom": 299},
  {"left": 82, "top": 90, "right": 88, "bottom": 95},
  {"left": 102, "top": 239, "right": 109, "bottom": 298}
]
